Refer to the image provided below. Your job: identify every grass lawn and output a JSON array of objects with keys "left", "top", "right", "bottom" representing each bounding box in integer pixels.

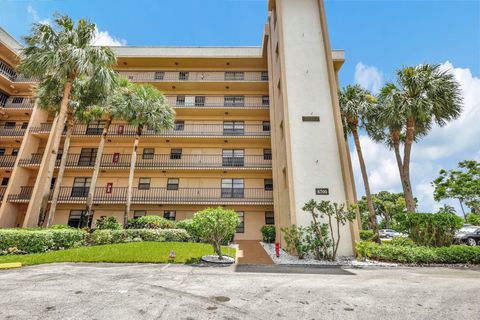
[{"left": 0, "top": 242, "right": 236, "bottom": 266}]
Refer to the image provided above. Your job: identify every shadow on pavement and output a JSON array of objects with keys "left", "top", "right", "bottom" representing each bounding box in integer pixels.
[{"left": 234, "top": 264, "right": 355, "bottom": 275}]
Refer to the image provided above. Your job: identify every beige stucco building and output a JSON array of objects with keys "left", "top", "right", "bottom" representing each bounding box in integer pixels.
[{"left": 0, "top": 0, "right": 359, "bottom": 255}]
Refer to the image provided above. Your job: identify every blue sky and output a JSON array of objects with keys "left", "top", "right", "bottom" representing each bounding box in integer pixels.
[{"left": 1, "top": 0, "right": 479, "bottom": 213}]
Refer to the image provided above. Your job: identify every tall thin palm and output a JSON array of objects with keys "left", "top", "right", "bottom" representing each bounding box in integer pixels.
[
  {"left": 17, "top": 15, "right": 116, "bottom": 225},
  {"left": 112, "top": 84, "right": 175, "bottom": 226},
  {"left": 84, "top": 77, "right": 132, "bottom": 221},
  {"left": 374, "top": 65, "right": 462, "bottom": 212},
  {"left": 338, "top": 85, "right": 379, "bottom": 241}
]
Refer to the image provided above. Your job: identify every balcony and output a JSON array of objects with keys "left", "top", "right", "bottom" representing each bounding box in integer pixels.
[
  {"left": 0, "top": 186, "right": 6, "bottom": 201},
  {"left": 0, "top": 123, "right": 27, "bottom": 137},
  {"left": 3, "top": 97, "right": 34, "bottom": 109},
  {"left": 165, "top": 96, "right": 269, "bottom": 109},
  {"left": 31, "top": 123, "right": 271, "bottom": 138},
  {"left": 0, "top": 155, "right": 17, "bottom": 168},
  {"left": 118, "top": 71, "right": 268, "bottom": 83},
  {"left": 0, "top": 59, "right": 33, "bottom": 83},
  {"left": 20, "top": 153, "right": 272, "bottom": 170},
  {"left": 8, "top": 186, "right": 273, "bottom": 205}
]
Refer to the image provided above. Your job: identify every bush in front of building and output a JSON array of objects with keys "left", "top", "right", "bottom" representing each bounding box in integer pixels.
[
  {"left": 356, "top": 240, "right": 480, "bottom": 264},
  {"left": 191, "top": 207, "right": 240, "bottom": 259},
  {"left": 86, "top": 229, "right": 190, "bottom": 246},
  {"left": 0, "top": 229, "right": 86, "bottom": 255},
  {"left": 260, "top": 225, "right": 276, "bottom": 243},
  {"left": 126, "top": 216, "right": 175, "bottom": 229},
  {"left": 95, "top": 216, "right": 122, "bottom": 230},
  {"left": 175, "top": 219, "right": 200, "bottom": 242},
  {"left": 359, "top": 230, "right": 374, "bottom": 241}
]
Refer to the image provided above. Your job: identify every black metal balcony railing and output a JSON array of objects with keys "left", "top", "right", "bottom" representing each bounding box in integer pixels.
[
  {"left": 31, "top": 123, "right": 271, "bottom": 137},
  {"left": 0, "top": 186, "right": 6, "bottom": 201},
  {"left": 0, "top": 124, "right": 27, "bottom": 136},
  {"left": 3, "top": 97, "right": 34, "bottom": 109},
  {"left": 0, "top": 155, "right": 17, "bottom": 167},
  {"left": 7, "top": 186, "right": 273, "bottom": 204},
  {"left": 0, "top": 59, "right": 33, "bottom": 83},
  {"left": 165, "top": 96, "right": 269, "bottom": 109},
  {"left": 118, "top": 71, "right": 268, "bottom": 83},
  {"left": 19, "top": 153, "right": 272, "bottom": 169}
]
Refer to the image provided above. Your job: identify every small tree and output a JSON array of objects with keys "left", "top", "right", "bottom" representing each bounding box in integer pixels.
[
  {"left": 192, "top": 207, "right": 240, "bottom": 260},
  {"left": 303, "top": 200, "right": 357, "bottom": 261},
  {"left": 95, "top": 216, "right": 122, "bottom": 230}
]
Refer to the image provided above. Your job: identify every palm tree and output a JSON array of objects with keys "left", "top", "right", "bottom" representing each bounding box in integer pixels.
[
  {"left": 338, "top": 85, "right": 379, "bottom": 240},
  {"left": 17, "top": 15, "right": 116, "bottom": 225},
  {"left": 373, "top": 65, "right": 462, "bottom": 212},
  {"left": 84, "top": 77, "right": 132, "bottom": 221},
  {"left": 112, "top": 84, "right": 175, "bottom": 226}
]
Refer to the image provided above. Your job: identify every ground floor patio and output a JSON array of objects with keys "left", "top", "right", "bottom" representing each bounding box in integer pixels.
[{"left": 0, "top": 263, "right": 478, "bottom": 319}]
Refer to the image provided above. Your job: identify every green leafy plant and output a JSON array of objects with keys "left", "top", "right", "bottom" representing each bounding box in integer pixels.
[
  {"left": 359, "top": 230, "right": 374, "bottom": 241},
  {"left": 175, "top": 219, "right": 200, "bottom": 242},
  {"left": 260, "top": 225, "right": 276, "bottom": 243},
  {"left": 466, "top": 213, "right": 480, "bottom": 226},
  {"left": 191, "top": 207, "right": 240, "bottom": 260},
  {"left": 86, "top": 229, "right": 190, "bottom": 246},
  {"left": 95, "top": 216, "right": 122, "bottom": 230},
  {"left": 281, "top": 225, "right": 309, "bottom": 259},
  {"left": 127, "top": 216, "right": 175, "bottom": 229}
]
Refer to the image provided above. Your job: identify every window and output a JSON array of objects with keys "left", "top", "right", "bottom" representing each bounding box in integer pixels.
[
  {"left": 86, "top": 121, "right": 105, "bottom": 135},
  {"left": 167, "top": 178, "right": 179, "bottom": 190},
  {"left": 78, "top": 148, "right": 97, "bottom": 166},
  {"left": 11, "top": 148, "right": 19, "bottom": 156},
  {"left": 195, "top": 96, "right": 205, "bottom": 107},
  {"left": 68, "top": 210, "right": 93, "bottom": 228},
  {"left": 170, "top": 149, "right": 182, "bottom": 160},
  {"left": 262, "top": 96, "right": 270, "bottom": 106},
  {"left": 164, "top": 210, "right": 176, "bottom": 221},
  {"left": 224, "top": 71, "right": 244, "bottom": 81},
  {"left": 222, "top": 149, "right": 244, "bottom": 167},
  {"left": 236, "top": 212, "right": 245, "bottom": 233},
  {"left": 264, "top": 179, "right": 273, "bottom": 191},
  {"left": 133, "top": 210, "right": 146, "bottom": 219},
  {"left": 263, "top": 121, "right": 271, "bottom": 132},
  {"left": 265, "top": 211, "right": 275, "bottom": 225},
  {"left": 21, "top": 122, "right": 28, "bottom": 129},
  {"left": 0, "top": 149, "right": 4, "bottom": 155},
  {"left": 4, "top": 121, "right": 15, "bottom": 129},
  {"left": 138, "top": 178, "right": 151, "bottom": 190},
  {"left": 221, "top": 178, "right": 244, "bottom": 198},
  {"left": 71, "top": 177, "right": 91, "bottom": 197},
  {"left": 50, "top": 177, "right": 56, "bottom": 190},
  {"left": 224, "top": 96, "right": 245, "bottom": 107},
  {"left": 142, "top": 148, "right": 154, "bottom": 160},
  {"left": 1, "top": 177, "right": 9, "bottom": 186},
  {"left": 0, "top": 92, "right": 8, "bottom": 107},
  {"left": 223, "top": 121, "right": 244, "bottom": 135},
  {"left": 174, "top": 121, "right": 185, "bottom": 131},
  {"left": 261, "top": 71, "right": 269, "bottom": 81},
  {"left": 154, "top": 72, "right": 165, "bottom": 80},
  {"left": 179, "top": 71, "right": 189, "bottom": 80},
  {"left": 12, "top": 97, "right": 24, "bottom": 104},
  {"left": 56, "top": 150, "right": 63, "bottom": 161},
  {"left": 263, "top": 149, "right": 272, "bottom": 160},
  {"left": 176, "top": 95, "right": 185, "bottom": 106}
]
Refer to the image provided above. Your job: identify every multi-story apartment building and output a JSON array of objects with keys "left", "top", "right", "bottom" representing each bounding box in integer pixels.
[{"left": 0, "top": 0, "right": 359, "bottom": 255}]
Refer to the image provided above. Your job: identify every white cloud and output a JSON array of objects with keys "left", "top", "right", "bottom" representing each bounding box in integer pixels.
[
  {"left": 350, "top": 62, "right": 480, "bottom": 214},
  {"left": 27, "top": 4, "right": 50, "bottom": 25},
  {"left": 92, "top": 28, "right": 127, "bottom": 46},
  {"left": 354, "top": 62, "right": 384, "bottom": 94}
]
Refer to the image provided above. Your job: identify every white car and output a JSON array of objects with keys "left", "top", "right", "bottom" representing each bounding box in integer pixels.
[{"left": 379, "top": 229, "right": 405, "bottom": 239}]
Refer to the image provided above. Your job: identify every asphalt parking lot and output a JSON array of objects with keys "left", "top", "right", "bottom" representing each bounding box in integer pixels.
[{"left": 0, "top": 263, "right": 479, "bottom": 320}]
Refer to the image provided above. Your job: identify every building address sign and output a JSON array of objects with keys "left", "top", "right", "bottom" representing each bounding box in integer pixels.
[{"left": 315, "top": 188, "right": 329, "bottom": 195}]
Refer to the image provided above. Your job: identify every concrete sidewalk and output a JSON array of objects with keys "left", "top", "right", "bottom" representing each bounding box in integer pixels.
[
  {"left": 0, "top": 263, "right": 479, "bottom": 319},
  {"left": 235, "top": 240, "right": 274, "bottom": 265}
]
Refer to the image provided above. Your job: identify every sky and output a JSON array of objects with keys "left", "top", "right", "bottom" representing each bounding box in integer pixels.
[{"left": 1, "top": 0, "right": 479, "bottom": 214}]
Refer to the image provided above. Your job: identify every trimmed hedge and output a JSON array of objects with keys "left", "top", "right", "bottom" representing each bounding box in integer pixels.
[
  {"left": 127, "top": 216, "right": 174, "bottom": 229},
  {"left": 0, "top": 229, "right": 86, "bottom": 255},
  {"left": 356, "top": 241, "right": 480, "bottom": 264},
  {"left": 175, "top": 219, "right": 199, "bottom": 242},
  {"left": 87, "top": 229, "right": 190, "bottom": 245}
]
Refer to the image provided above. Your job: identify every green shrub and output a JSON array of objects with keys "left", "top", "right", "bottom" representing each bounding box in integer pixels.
[
  {"left": 49, "top": 224, "right": 74, "bottom": 230},
  {"left": 175, "top": 219, "right": 199, "bottom": 242},
  {"left": 384, "top": 237, "right": 416, "bottom": 247},
  {"left": 281, "top": 225, "right": 309, "bottom": 259},
  {"left": 360, "top": 230, "right": 374, "bottom": 241},
  {"left": 127, "top": 216, "right": 174, "bottom": 229},
  {"left": 356, "top": 241, "right": 480, "bottom": 264},
  {"left": 95, "top": 216, "right": 122, "bottom": 230},
  {"left": 466, "top": 213, "right": 480, "bottom": 226},
  {"left": 396, "top": 213, "right": 463, "bottom": 247},
  {"left": 260, "top": 225, "right": 276, "bottom": 243},
  {"left": 192, "top": 207, "right": 240, "bottom": 259},
  {"left": 0, "top": 229, "right": 86, "bottom": 255},
  {"left": 87, "top": 229, "right": 190, "bottom": 246}
]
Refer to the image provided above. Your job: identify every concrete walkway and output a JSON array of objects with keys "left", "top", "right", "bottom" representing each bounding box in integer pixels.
[{"left": 235, "top": 240, "right": 274, "bottom": 265}]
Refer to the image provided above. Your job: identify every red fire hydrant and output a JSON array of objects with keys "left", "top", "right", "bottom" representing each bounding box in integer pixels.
[{"left": 275, "top": 242, "right": 280, "bottom": 258}]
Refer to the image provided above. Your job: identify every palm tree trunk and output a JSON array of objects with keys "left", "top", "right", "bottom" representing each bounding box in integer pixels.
[
  {"left": 45, "top": 113, "right": 73, "bottom": 227},
  {"left": 85, "top": 117, "right": 112, "bottom": 218},
  {"left": 124, "top": 125, "right": 142, "bottom": 226},
  {"left": 37, "top": 76, "right": 75, "bottom": 226},
  {"left": 403, "top": 117, "right": 416, "bottom": 212},
  {"left": 351, "top": 126, "right": 379, "bottom": 241},
  {"left": 391, "top": 129, "right": 411, "bottom": 207}
]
